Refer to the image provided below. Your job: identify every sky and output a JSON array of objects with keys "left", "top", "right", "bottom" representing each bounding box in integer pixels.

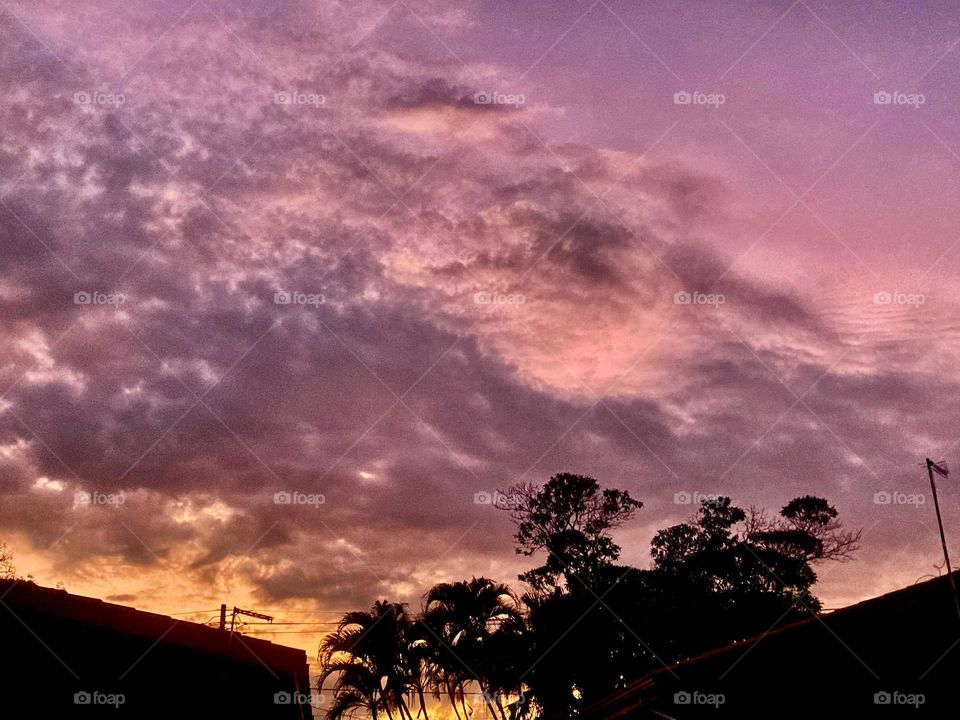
[{"left": 3, "top": 0, "right": 960, "bottom": 660}]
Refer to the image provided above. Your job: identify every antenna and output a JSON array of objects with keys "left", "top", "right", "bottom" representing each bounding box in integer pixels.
[
  {"left": 925, "top": 458, "right": 960, "bottom": 622},
  {"left": 229, "top": 607, "right": 275, "bottom": 632}
]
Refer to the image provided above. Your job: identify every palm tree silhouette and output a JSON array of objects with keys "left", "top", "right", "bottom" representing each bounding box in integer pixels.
[
  {"left": 424, "top": 577, "right": 529, "bottom": 720},
  {"left": 319, "top": 601, "right": 419, "bottom": 720}
]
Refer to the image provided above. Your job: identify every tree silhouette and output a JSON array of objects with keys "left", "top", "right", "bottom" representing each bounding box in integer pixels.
[
  {"left": 503, "top": 473, "right": 642, "bottom": 592},
  {"left": 769, "top": 495, "right": 862, "bottom": 561},
  {"left": 0, "top": 543, "right": 16, "bottom": 579},
  {"left": 319, "top": 601, "right": 419, "bottom": 720},
  {"left": 404, "top": 618, "right": 437, "bottom": 720},
  {"left": 502, "top": 482, "right": 858, "bottom": 717},
  {"left": 651, "top": 495, "right": 853, "bottom": 608},
  {"left": 318, "top": 480, "right": 859, "bottom": 720},
  {"left": 634, "top": 494, "right": 858, "bottom": 667},
  {"left": 424, "top": 577, "right": 529, "bottom": 720}
]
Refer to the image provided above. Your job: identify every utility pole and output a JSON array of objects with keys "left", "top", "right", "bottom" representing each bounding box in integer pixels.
[
  {"left": 219, "top": 603, "right": 227, "bottom": 631},
  {"left": 926, "top": 458, "right": 960, "bottom": 621}
]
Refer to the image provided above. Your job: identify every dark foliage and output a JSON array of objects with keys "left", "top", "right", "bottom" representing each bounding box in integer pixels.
[{"left": 318, "top": 477, "right": 859, "bottom": 719}]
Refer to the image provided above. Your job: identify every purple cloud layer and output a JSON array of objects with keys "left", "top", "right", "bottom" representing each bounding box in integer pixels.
[{"left": 3, "top": 0, "right": 960, "bottom": 626}]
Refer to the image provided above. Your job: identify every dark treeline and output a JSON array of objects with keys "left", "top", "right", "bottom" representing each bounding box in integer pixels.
[{"left": 318, "top": 473, "right": 860, "bottom": 719}]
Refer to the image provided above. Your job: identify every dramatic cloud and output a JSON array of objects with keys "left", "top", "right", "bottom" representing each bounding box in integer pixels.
[{"left": 3, "top": 0, "right": 960, "bottom": 658}]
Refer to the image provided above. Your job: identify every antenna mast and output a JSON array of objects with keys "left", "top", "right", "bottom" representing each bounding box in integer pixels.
[
  {"left": 925, "top": 458, "right": 960, "bottom": 621},
  {"left": 229, "top": 607, "right": 274, "bottom": 632}
]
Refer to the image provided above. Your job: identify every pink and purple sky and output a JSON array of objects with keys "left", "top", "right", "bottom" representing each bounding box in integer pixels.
[{"left": 3, "top": 0, "right": 960, "bottom": 654}]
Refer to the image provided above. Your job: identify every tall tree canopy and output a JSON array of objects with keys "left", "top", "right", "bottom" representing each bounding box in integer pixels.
[{"left": 503, "top": 472, "right": 642, "bottom": 592}]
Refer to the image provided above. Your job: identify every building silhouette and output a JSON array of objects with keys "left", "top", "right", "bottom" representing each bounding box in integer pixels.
[
  {"left": 584, "top": 572, "right": 960, "bottom": 718},
  {"left": 0, "top": 579, "right": 314, "bottom": 718}
]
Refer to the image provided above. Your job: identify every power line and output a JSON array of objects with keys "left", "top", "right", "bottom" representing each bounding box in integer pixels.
[
  {"left": 248, "top": 609, "right": 360, "bottom": 614},
  {"left": 240, "top": 630, "right": 326, "bottom": 635},
  {"left": 165, "top": 609, "right": 355, "bottom": 616},
  {"left": 241, "top": 621, "right": 340, "bottom": 625}
]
